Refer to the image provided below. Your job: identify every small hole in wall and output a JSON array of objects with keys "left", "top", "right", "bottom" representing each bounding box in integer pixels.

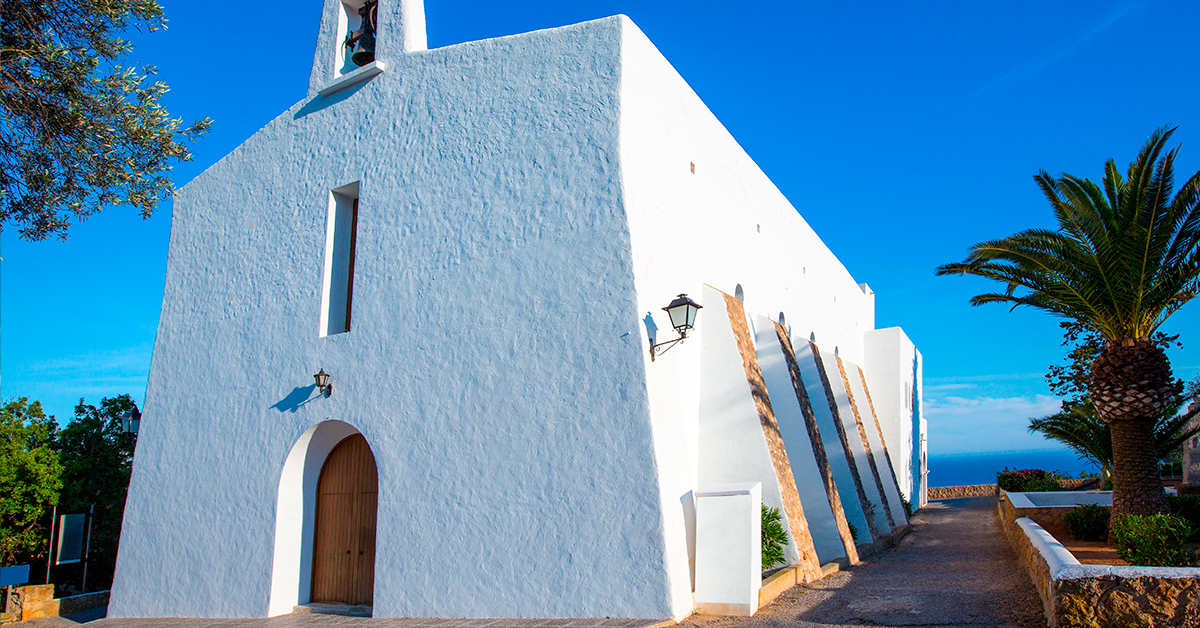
[
  {"left": 757, "top": 224, "right": 761, "bottom": 233},
  {"left": 803, "top": 267, "right": 806, "bottom": 274},
  {"left": 690, "top": 162, "right": 695, "bottom": 174}
]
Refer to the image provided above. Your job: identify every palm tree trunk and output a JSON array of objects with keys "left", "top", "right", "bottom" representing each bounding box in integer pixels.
[{"left": 1110, "top": 418, "right": 1169, "bottom": 517}]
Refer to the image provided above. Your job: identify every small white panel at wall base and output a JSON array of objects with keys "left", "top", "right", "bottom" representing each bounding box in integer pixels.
[{"left": 694, "top": 483, "right": 761, "bottom": 617}]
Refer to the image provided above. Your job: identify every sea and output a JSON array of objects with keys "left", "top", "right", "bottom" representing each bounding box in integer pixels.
[{"left": 928, "top": 449, "right": 1101, "bottom": 487}]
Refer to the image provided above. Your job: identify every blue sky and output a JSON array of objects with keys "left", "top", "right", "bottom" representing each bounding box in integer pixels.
[{"left": 4, "top": 0, "right": 1199, "bottom": 456}]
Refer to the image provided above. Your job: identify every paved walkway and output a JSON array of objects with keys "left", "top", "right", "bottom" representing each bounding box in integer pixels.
[
  {"left": 678, "top": 496, "right": 1044, "bottom": 628},
  {"left": 20, "top": 497, "right": 1041, "bottom": 628}
]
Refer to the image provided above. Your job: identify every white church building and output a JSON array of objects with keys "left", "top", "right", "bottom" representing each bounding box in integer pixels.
[{"left": 110, "top": 0, "right": 927, "bottom": 620}]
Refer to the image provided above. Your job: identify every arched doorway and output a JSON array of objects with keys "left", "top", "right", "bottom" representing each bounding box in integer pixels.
[{"left": 310, "top": 434, "right": 378, "bottom": 606}]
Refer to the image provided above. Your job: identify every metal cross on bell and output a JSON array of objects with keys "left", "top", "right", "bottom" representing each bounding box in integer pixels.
[{"left": 345, "top": 1, "right": 379, "bottom": 67}]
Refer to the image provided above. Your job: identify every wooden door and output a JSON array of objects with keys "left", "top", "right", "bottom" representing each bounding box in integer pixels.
[{"left": 311, "top": 434, "right": 378, "bottom": 606}]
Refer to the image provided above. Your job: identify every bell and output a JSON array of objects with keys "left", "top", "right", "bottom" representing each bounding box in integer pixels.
[{"left": 351, "top": 30, "right": 376, "bottom": 67}]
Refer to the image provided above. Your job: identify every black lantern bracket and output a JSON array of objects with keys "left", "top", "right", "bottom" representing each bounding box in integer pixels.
[
  {"left": 314, "top": 369, "right": 333, "bottom": 397},
  {"left": 650, "top": 294, "right": 703, "bottom": 362}
]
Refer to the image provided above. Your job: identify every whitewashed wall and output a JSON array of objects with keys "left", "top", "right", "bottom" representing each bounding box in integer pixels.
[
  {"left": 112, "top": 3, "right": 923, "bottom": 620},
  {"left": 753, "top": 317, "right": 846, "bottom": 564},
  {"left": 864, "top": 327, "right": 925, "bottom": 504},
  {"left": 696, "top": 287, "right": 802, "bottom": 567},
  {"left": 112, "top": 13, "right": 677, "bottom": 620},
  {"left": 790, "top": 342, "right": 873, "bottom": 543},
  {"left": 819, "top": 352, "right": 893, "bottom": 535},
  {"left": 843, "top": 359, "right": 908, "bottom": 526}
]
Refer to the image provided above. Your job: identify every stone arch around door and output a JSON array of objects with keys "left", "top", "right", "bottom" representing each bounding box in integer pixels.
[{"left": 267, "top": 421, "right": 378, "bottom": 616}]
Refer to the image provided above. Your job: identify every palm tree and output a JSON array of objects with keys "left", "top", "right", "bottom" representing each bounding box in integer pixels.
[
  {"left": 938, "top": 127, "right": 1200, "bottom": 517},
  {"left": 1028, "top": 399, "right": 1200, "bottom": 487}
]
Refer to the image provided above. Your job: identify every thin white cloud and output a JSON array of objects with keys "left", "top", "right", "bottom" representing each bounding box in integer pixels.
[
  {"left": 972, "top": 2, "right": 1140, "bottom": 97},
  {"left": 925, "top": 393, "right": 1064, "bottom": 455},
  {"left": 4, "top": 344, "right": 152, "bottom": 421}
]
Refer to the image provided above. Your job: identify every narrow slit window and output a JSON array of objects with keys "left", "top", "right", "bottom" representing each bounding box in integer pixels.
[{"left": 321, "top": 182, "right": 360, "bottom": 337}]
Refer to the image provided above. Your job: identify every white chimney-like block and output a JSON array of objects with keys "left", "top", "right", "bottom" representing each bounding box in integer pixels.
[{"left": 694, "top": 483, "right": 762, "bottom": 616}]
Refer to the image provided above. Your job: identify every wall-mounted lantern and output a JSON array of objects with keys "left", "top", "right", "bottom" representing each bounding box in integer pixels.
[
  {"left": 650, "top": 294, "right": 703, "bottom": 362},
  {"left": 314, "top": 369, "right": 333, "bottom": 397},
  {"left": 119, "top": 406, "right": 141, "bottom": 435}
]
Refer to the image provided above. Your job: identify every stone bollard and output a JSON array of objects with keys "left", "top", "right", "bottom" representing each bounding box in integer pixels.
[{"left": 694, "top": 482, "right": 762, "bottom": 616}]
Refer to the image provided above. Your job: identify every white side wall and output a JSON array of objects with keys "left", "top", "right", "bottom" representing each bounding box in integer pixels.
[
  {"left": 617, "top": 19, "right": 874, "bottom": 368},
  {"left": 792, "top": 342, "right": 872, "bottom": 543},
  {"left": 864, "top": 327, "right": 922, "bottom": 504},
  {"left": 754, "top": 317, "right": 845, "bottom": 564},
  {"left": 696, "top": 287, "right": 801, "bottom": 567},
  {"left": 819, "top": 351, "right": 892, "bottom": 535},
  {"left": 843, "top": 361, "right": 907, "bottom": 525}
]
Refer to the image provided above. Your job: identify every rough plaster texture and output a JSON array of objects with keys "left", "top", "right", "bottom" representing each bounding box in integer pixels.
[
  {"left": 111, "top": 1, "right": 922, "bottom": 620},
  {"left": 753, "top": 316, "right": 853, "bottom": 565},
  {"left": 113, "top": 12, "right": 674, "bottom": 620}
]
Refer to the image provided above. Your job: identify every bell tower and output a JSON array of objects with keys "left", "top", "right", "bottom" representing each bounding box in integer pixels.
[{"left": 307, "top": 0, "right": 427, "bottom": 97}]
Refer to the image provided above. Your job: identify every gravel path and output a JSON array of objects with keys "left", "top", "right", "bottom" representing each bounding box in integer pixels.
[
  {"left": 678, "top": 496, "right": 1044, "bottom": 628},
  {"left": 19, "top": 497, "right": 1042, "bottom": 628}
]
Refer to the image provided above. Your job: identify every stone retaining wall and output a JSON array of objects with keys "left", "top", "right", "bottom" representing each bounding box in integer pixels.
[
  {"left": 928, "top": 484, "right": 997, "bottom": 500},
  {"left": 931, "top": 478, "right": 1098, "bottom": 501},
  {"left": 997, "top": 493, "right": 1200, "bottom": 627},
  {"left": 1, "top": 586, "right": 109, "bottom": 623}
]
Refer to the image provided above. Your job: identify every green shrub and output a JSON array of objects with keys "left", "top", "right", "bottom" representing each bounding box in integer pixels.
[
  {"left": 1169, "top": 494, "right": 1200, "bottom": 539},
  {"left": 1110, "top": 513, "right": 1199, "bottom": 567},
  {"left": 1062, "top": 504, "right": 1109, "bottom": 542},
  {"left": 761, "top": 505, "right": 787, "bottom": 568},
  {"left": 901, "top": 496, "right": 913, "bottom": 518},
  {"left": 847, "top": 521, "right": 859, "bottom": 542},
  {"left": 997, "top": 467, "right": 1067, "bottom": 492}
]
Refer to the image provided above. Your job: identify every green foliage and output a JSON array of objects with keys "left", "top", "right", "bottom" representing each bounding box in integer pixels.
[
  {"left": 761, "top": 505, "right": 787, "bottom": 569},
  {"left": 1063, "top": 504, "right": 1110, "bottom": 542},
  {"left": 1, "top": 398, "right": 62, "bottom": 565},
  {"left": 0, "top": 0, "right": 211, "bottom": 241},
  {"left": 1032, "top": 324, "right": 1200, "bottom": 478},
  {"left": 1168, "top": 494, "right": 1200, "bottom": 539},
  {"left": 1110, "top": 513, "right": 1198, "bottom": 567},
  {"left": 997, "top": 468, "right": 1067, "bottom": 492},
  {"left": 901, "top": 496, "right": 913, "bottom": 518},
  {"left": 847, "top": 521, "right": 858, "bottom": 542},
  {"left": 55, "top": 396, "right": 138, "bottom": 590},
  {"left": 935, "top": 126, "right": 1200, "bottom": 343}
]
